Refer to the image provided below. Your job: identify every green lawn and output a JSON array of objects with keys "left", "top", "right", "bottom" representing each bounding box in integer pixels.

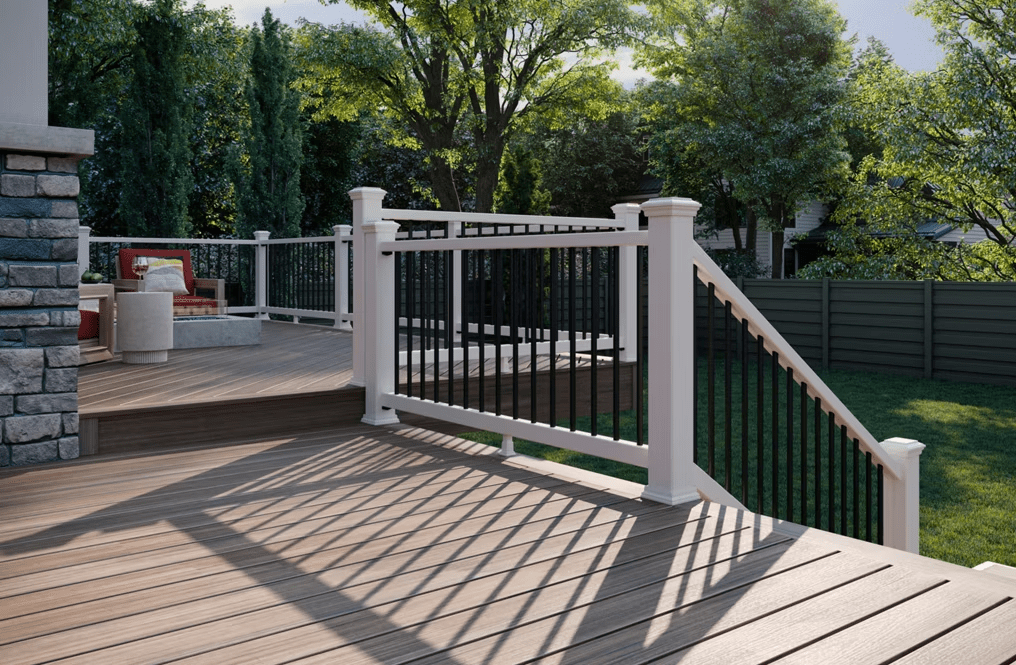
[{"left": 460, "top": 367, "right": 1016, "bottom": 568}]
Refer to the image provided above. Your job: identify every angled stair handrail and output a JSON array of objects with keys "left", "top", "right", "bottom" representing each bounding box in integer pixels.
[{"left": 690, "top": 244, "right": 903, "bottom": 481}]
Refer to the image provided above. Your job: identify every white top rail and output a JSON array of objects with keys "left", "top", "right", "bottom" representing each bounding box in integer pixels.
[
  {"left": 691, "top": 243, "right": 903, "bottom": 480},
  {"left": 380, "top": 208, "right": 624, "bottom": 229},
  {"left": 262, "top": 235, "right": 341, "bottom": 245},
  {"left": 381, "top": 230, "right": 647, "bottom": 253},
  {"left": 89, "top": 236, "right": 258, "bottom": 245}
]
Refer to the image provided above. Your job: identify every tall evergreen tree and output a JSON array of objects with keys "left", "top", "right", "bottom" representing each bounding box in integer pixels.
[
  {"left": 235, "top": 9, "right": 304, "bottom": 239},
  {"left": 117, "top": 0, "right": 193, "bottom": 238}
]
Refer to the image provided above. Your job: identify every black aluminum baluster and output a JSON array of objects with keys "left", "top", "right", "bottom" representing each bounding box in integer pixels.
[
  {"left": 569, "top": 247, "right": 577, "bottom": 431},
  {"left": 801, "top": 383, "right": 808, "bottom": 525},
  {"left": 445, "top": 250, "right": 454, "bottom": 406},
  {"left": 724, "top": 300, "right": 732, "bottom": 491},
  {"left": 741, "top": 318, "right": 749, "bottom": 505},
  {"left": 531, "top": 248, "right": 538, "bottom": 424},
  {"left": 406, "top": 251, "right": 415, "bottom": 399},
  {"left": 815, "top": 397, "right": 822, "bottom": 529},
  {"left": 550, "top": 248, "right": 558, "bottom": 427},
  {"left": 707, "top": 283, "right": 715, "bottom": 478},
  {"left": 757, "top": 336, "right": 765, "bottom": 512},
  {"left": 636, "top": 247, "right": 645, "bottom": 446},
  {"left": 877, "top": 465, "right": 885, "bottom": 545},
  {"left": 461, "top": 250, "right": 470, "bottom": 410},
  {"left": 840, "top": 425, "right": 848, "bottom": 536},
  {"left": 787, "top": 367, "right": 794, "bottom": 523},
  {"left": 432, "top": 249, "right": 440, "bottom": 400},
  {"left": 478, "top": 249, "right": 486, "bottom": 413},
  {"left": 829, "top": 412, "right": 836, "bottom": 532},
  {"left": 866, "top": 450, "right": 874, "bottom": 542},
  {"left": 693, "top": 269, "right": 699, "bottom": 465},
  {"left": 495, "top": 249, "right": 503, "bottom": 417},
  {"left": 395, "top": 252, "right": 403, "bottom": 395},
  {"left": 511, "top": 249, "right": 520, "bottom": 419},
  {"left": 613, "top": 246, "right": 621, "bottom": 441},
  {"left": 853, "top": 438, "right": 861, "bottom": 540},
  {"left": 591, "top": 246, "right": 600, "bottom": 437},
  {"left": 771, "top": 351, "right": 779, "bottom": 518}
]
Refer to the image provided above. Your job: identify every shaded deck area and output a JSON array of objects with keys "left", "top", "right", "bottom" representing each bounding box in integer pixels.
[
  {"left": 2, "top": 424, "right": 1015, "bottom": 664},
  {"left": 78, "top": 321, "right": 636, "bottom": 455}
]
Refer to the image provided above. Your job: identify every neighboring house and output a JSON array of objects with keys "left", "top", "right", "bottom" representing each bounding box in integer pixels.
[{"left": 622, "top": 177, "right": 990, "bottom": 278}]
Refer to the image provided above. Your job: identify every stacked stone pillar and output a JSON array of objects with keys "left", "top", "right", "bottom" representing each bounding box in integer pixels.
[{"left": 0, "top": 151, "right": 86, "bottom": 466}]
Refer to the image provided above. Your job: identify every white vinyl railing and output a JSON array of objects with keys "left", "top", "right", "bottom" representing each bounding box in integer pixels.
[
  {"left": 78, "top": 225, "right": 354, "bottom": 329},
  {"left": 355, "top": 188, "right": 926, "bottom": 553}
]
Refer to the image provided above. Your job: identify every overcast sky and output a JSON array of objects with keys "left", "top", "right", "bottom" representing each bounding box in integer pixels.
[{"left": 189, "top": 0, "right": 943, "bottom": 81}]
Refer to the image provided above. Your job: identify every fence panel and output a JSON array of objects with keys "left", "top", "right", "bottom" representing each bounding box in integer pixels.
[{"left": 717, "top": 278, "right": 1016, "bottom": 386}]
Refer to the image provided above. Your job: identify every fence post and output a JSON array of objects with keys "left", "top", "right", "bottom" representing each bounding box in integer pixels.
[
  {"left": 822, "top": 277, "right": 830, "bottom": 370},
  {"left": 448, "top": 220, "right": 462, "bottom": 341},
  {"left": 923, "top": 279, "right": 933, "bottom": 379},
  {"left": 348, "top": 188, "right": 387, "bottom": 387},
  {"left": 641, "top": 197, "right": 703, "bottom": 506},
  {"left": 881, "top": 437, "right": 926, "bottom": 553},
  {"left": 77, "top": 226, "right": 91, "bottom": 277},
  {"left": 254, "top": 230, "right": 270, "bottom": 320},
  {"left": 333, "top": 224, "right": 353, "bottom": 331},
  {"left": 611, "top": 203, "right": 640, "bottom": 363},
  {"left": 361, "top": 220, "right": 401, "bottom": 426}
]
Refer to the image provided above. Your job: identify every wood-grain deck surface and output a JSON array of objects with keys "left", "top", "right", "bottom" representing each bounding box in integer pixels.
[
  {"left": 2, "top": 425, "right": 1014, "bottom": 664},
  {"left": 79, "top": 321, "right": 357, "bottom": 413}
]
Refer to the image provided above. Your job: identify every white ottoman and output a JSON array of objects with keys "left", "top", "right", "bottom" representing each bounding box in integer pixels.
[{"left": 118, "top": 292, "right": 173, "bottom": 364}]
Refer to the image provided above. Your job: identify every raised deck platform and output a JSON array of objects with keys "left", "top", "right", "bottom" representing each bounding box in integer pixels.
[
  {"left": 79, "top": 321, "right": 637, "bottom": 456},
  {"left": 2, "top": 424, "right": 1014, "bottom": 664}
]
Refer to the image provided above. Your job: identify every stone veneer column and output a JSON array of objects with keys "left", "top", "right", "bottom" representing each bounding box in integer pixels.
[{"left": 0, "top": 151, "right": 87, "bottom": 466}]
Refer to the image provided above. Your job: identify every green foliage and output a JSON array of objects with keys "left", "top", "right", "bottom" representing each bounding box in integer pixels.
[
  {"left": 300, "top": 116, "right": 361, "bottom": 235},
  {"left": 297, "top": 0, "right": 640, "bottom": 212},
  {"left": 516, "top": 107, "right": 647, "bottom": 218},
  {"left": 234, "top": 9, "right": 304, "bottom": 239},
  {"left": 58, "top": 0, "right": 245, "bottom": 238},
  {"left": 49, "top": 0, "right": 138, "bottom": 128},
  {"left": 493, "top": 147, "right": 551, "bottom": 215},
  {"left": 640, "top": 0, "right": 852, "bottom": 275},
  {"left": 116, "top": 0, "right": 194, "bottom": 239},
  {"left": 823, "top": 0, "right": 1016, "bottom": 281}
]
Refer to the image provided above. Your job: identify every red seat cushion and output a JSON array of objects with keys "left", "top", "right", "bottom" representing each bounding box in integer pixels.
[{"left": 78, "top": 309, "right": 100, "bottom": 340}]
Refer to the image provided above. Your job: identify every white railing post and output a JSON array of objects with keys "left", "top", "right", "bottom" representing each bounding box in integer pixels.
[
  {"left": 881, "top": 437, "right": 926, "bottom": 553},
  {"left": 77, "top": 226, "right": 91, "bottom": 277},
  {"left": 448, "top": 220, "right": 462, "bottom": 341},
  {"left": 361, "top": 219, "right": 401, "bottom": 426},
  {"left": 348, "top": 187, "right": 387, "bottom": 387},
  {"left": 641, "top": 197, "right": 703, "bottom": 506},
  {"left": 254, "top": 230, "right": 270, "bottom": 320},
  {"left": 333, "top": 224, "right": 353, "bottom": 331},
  {"left": 612, "top": 203, "right": 640, "bottom": 363}
]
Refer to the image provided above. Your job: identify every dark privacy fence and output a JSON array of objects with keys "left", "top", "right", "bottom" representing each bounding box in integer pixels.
[{"left": 686, "top": 278, "right": 1016, "bottom": 387}]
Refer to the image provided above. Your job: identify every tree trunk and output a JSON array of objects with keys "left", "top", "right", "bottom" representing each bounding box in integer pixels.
[
  {"left": 746, "top": 207, "right": 757, "bottom": 251},
  {"left": 426, "top": 154, "right": 462, "bottom": 212},
  {"left": 472, "top": 130, "right": 505, "bottom": 213},
  {"left": 772, "top": 229, "right": 785, "bottom": 279}
]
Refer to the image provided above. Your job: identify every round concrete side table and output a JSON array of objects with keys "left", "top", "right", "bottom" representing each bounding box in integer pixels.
[{"left": 118, "top": 291, "right": 174, "bottom": 364}]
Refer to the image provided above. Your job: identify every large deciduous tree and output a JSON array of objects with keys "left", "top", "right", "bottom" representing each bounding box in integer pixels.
[
  {"left": 813, "top": 0, "right": 1016, "bottom": 280},
  {"left": 297, "top": 0, "right": 637, "bottom": 212},
  {"left": 234, "top": 9, "right": 304, "bottom": 239},
  {"left": 640, "top": 0, "right": 852, "bottom": 277}
]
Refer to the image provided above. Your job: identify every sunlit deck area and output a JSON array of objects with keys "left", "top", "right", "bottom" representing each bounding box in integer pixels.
[{"left": 3, "top": 424, "right": 1015, "bottom": 664}]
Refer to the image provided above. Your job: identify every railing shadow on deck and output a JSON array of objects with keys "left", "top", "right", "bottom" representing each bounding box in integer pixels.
[{"left": 0, "top": 426, "right": 803, "bottom": 664}]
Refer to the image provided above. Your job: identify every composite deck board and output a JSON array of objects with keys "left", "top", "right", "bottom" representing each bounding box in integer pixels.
[{"left": 2, "top": 425, "right": 1015, "bottom": 664}]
